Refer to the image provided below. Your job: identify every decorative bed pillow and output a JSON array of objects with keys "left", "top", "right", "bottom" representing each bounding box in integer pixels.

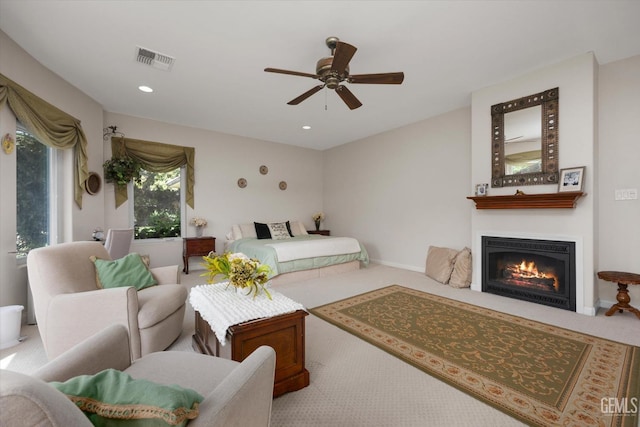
[
  {"left": 290, "top": 221, "right": 308, "bottom": 236},
  {"left": 425, "top": 246, "right": 459, "bottom": 284},
  {"left": 90, "top": 253, "right": 157, "bottom": 290},
  {"left": 268, "top": 222, "right": 292, "bottom": 240},
  {"left": 238, "top": 223, "right": 257, "bottom": 239},
  {"left": 449, "top": 247, "right": 472, "bottom": 288},
  {"left": 50, "top": 369, "right": 203, "bottom": 427},
  {"left": 254, "top": 222, "right": 272, "bottom": 239}
]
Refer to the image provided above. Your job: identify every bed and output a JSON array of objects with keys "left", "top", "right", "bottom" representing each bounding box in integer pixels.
[{"left": 225, "top": 221, "right": 369, "bottom": 285}]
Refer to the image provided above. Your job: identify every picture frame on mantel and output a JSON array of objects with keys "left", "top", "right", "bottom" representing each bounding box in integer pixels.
[
  {"left": 475, "top": 183, "right": 488, "bottom": 196},
  {"left": 558, "top": 166, "right": 585, "bottom": 192}
]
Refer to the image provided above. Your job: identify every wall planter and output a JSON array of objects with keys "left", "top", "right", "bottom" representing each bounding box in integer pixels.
[{"left": 103, "top": 157, "right": 142, "bottom": 186}]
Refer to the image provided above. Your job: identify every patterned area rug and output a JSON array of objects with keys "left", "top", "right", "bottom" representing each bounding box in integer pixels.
[{"left": 310, "top": 285, "right": 640, "bottom": 427}]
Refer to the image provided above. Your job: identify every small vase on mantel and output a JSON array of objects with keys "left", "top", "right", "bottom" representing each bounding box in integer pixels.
[
  {"left": 195, "top": 225, "right": 204, "bottom": 237},
  {"left": 314, "top": 220, "right": 321, "bottom": 231}
]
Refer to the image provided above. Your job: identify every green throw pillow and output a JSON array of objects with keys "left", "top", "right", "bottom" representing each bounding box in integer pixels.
[
  {"left": 50, "top": 369, "right": 203, "bottom": 427},
  {"left": 90, "top": 253, "right": 157, "bottom": 290}
]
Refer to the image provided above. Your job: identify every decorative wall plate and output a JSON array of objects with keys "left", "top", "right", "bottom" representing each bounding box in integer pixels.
[
  {"left": 2, "top": 133, "right": 15, "bottom": 154},
  {"left": 259, "top": 165, "right": 269, "bottom": 175},
  {"left": 237, "top": 178, "right": 247, "bottom": 188},
  {"left": 85, "top": 172, "right": 102, "bottom": 195},
  {"left": 279, "top": 181, "right": 287, "bottom": 190}
]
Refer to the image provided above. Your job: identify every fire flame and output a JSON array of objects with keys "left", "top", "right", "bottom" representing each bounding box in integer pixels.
[{"left": 515, "top": 260, "right": 559, "bottom": 290}]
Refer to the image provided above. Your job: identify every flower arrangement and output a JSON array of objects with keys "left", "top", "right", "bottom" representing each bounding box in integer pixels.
[
  {"left": 190, "top": 217, "right": 208, "bottom": 227},
  {"left": 201, "top": 252, "right": 272, "bottom": 299},
  {"left": 312, "top": 212, "right": 325, "bottom": 230},
  {"left": 103, "top": 156, "right": 142, "bottom": 186}
]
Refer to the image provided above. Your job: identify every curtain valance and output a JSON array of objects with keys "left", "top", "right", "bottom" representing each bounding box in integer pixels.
[
  {"left": 111, "top": 137, "right": 195, "bottom": 209},
  {"left": 0, "top": 73, "right": 89, "bottom": 208}
]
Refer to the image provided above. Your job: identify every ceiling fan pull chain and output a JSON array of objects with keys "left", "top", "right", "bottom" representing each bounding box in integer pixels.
[{"left": 325, "top": 86, "right": 328, "bottom": 110}]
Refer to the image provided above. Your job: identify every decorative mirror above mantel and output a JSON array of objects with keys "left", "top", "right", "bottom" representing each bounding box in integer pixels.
[{"left": 491, "top": 87, "right": 559, "bottom": 187}]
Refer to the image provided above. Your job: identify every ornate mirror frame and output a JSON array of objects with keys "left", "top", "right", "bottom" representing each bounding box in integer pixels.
[{"left": 491, "top": 87, "right": 559, "bottom": 187}]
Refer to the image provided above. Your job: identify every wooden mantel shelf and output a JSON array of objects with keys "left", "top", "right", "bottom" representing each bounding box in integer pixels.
[{"left": 467, "top": 192, "right": 585, "bottom": 209}]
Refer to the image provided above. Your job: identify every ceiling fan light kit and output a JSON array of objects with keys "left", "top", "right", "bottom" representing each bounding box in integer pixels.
[{"left": 265, "top": 37, "right": 404, "bottom": 110}]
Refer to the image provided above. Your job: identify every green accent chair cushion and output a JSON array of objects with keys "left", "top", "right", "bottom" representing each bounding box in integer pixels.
[
  {"left": 90, "top": 253, "right": 157, "bottom": 290},
  {"left": 50, "top": 368, "right": 203, "bottom": 426}
]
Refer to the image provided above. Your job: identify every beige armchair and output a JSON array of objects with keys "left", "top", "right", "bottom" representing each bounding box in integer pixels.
[
  {"left": 0, "top": 325, "right": 276, "bottom": 427},
  {"left": 27, "top": 241, "right": 187, "bottom": 360}
]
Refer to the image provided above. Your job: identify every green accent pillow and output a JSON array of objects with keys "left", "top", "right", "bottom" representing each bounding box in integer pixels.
[
  {"left": 50, "top": 369, "right": 203, "bottom": 427},
  {"left": 90, "top": 253, "right": 157, "bottom": 290}
]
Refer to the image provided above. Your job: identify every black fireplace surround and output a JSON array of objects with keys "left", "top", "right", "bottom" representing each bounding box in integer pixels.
[{"left": 482, "top": 236, "right": 576, "bottom": 311}]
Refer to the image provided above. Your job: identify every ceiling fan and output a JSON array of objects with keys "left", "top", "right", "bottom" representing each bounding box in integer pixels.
[{"left": 264, "top": 37, "right": 404, "bottom": 110}]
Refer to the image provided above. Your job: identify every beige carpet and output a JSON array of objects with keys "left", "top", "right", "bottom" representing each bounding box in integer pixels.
[
  {"left": 3, "top": 264, "right": 640, "bottom": 426},
  {"left": 311, "top": 285, "right": 640, "bottom": 427}
]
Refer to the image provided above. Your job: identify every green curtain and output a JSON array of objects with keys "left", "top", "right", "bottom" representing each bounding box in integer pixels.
[
  {"left": 0, "top": 73, "right": 89, "bottom": 208},
  {"left": 111, "top": 137, "right": 195, "bottom": 209}
]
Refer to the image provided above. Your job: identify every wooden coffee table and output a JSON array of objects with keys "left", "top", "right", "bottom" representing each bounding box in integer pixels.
[
  {"left": 192, "top": 309, "right": 310, "bottom": 397},
  {"left": 597, "top": 271, "right": 640, "bottom": 320}
]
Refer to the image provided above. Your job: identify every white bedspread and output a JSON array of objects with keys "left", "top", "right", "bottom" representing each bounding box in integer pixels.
[
  {"left": 266, "top": 236, "right": 361, "bottom": 262},
  {"left": 189, "top": 282, "right": 307, "bottom": 346}
]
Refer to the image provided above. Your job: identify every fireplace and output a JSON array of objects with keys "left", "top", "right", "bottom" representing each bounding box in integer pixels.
[{"left": 482, "top": 236, "right": 576, "bottom": 311}]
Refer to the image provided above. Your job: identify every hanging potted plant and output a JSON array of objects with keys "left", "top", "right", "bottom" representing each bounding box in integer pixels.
[{"left": 103, "top": 156, "right": 142, "bottom": 186}]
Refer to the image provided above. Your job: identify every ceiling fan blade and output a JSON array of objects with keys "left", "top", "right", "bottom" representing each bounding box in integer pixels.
[
  {"left": 335, "top": 85, "right": 362, "bottom": 110},
  {"left": 287, "top": 85, "right": 325, "bottom": 105},
  {"left": 331, "top": 41, "right": 357, "bottom": 75},
  {"left": 348, "top": 72, "right": 404, "bottom": 84},
  {"left": 264, "top": 68, "right": 319, "bottom": 79}
]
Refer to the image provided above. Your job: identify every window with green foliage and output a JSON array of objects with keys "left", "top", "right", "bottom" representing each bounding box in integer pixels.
[
  {"left": 133, "top": 168, "right": 181, "bottom": 239},
  {"left": 16, "top": 125, "right": 54, "bottom": 256}
]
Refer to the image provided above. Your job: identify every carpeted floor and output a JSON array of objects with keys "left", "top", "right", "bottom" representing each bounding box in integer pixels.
[
  {"left": 3, "top": 263, "right": 640, "bottom": 426},
  {"left": 311, "top": 285, "right": 640, "bottom": 427}
]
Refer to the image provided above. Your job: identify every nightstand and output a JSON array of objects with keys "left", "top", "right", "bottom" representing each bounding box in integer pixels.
[
  {"left": 307, "top": 230, "right": 330, "bottom": 236},
  {"left": 183, "top": 237, "right": 215, "bottom": 274}
]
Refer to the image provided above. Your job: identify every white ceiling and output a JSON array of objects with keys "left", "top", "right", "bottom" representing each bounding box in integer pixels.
[{"left": 1, "top": 1, "right": 639, "bottom": 150}]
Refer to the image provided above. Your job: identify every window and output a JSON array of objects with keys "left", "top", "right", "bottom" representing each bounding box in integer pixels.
[
  {"left": 16, "top": 125, "right": 56, "bottom": 256},
  {"left": 133, "top": 167, "right": 182, "bottom": 239}
]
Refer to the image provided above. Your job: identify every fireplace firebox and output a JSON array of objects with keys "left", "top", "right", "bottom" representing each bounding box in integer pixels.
[{"left": 482, "top": 236, "right": 576, "bottom": 311}]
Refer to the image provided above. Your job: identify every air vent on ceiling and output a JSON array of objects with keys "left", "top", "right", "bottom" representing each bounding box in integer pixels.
[{"left": 135, "top": 46, "right": 175, "bottom": 71}]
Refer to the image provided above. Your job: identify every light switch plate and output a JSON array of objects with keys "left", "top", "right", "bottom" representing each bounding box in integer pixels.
[{"left": 615, "top": 189, "right": 638, "bottom": 200}]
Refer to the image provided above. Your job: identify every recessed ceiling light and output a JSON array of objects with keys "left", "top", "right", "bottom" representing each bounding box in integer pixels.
[
  {"left": 138, "top": 85, "right": 153, "bottom": 93},
  {"left": 302, "top": 125, "right": 311, "bottom": 130}
]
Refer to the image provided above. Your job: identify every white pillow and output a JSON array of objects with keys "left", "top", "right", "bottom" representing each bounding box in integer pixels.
[
  {"left": 290, "top": 221, "right": 308, "bottom": 236},
  {"left": 229, "top": 225, "right": 242, "bottom": 240},
  {"left": 238, "top": 223, "right": 257, "bottom": 239},
  {"left": 267, "top": 222, "right": 292, "bottom": 240}
]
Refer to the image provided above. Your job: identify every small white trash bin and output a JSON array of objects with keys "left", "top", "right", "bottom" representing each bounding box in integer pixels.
[{"left": 0, "top": 305, "right": 24, "bottom": 350}]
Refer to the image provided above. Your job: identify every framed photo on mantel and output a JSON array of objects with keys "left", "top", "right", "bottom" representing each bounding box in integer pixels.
[
  {"left": 558, "top": 166, "right": 585, "bottom": 192},
  {"left": 475, "top": 183, "right": 488, "bottom": 196}
]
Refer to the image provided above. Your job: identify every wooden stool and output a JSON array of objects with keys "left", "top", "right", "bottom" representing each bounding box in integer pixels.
[{"left": 597, "top": 271, "right": 640, "bottom": 319}]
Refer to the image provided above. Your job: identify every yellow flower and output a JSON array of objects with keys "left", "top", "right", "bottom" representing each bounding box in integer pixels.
[{"left": 201, "top": 252, "right": 272, "bottom": 299}]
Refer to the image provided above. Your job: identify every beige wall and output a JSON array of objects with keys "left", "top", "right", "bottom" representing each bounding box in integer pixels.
[
  {"left": 597, "top": 55, "right": 640, "bottom": 304},
  {"left": 324, "top": 107, "right": 472, "bottom": 270},
  {"left": 103, "top": 112, "right": 324, "bottom": 271}
]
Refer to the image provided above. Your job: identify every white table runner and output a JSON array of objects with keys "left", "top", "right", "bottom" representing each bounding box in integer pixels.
[{"left": 189, "top": 282, "right": 307, "bottom": 346}]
